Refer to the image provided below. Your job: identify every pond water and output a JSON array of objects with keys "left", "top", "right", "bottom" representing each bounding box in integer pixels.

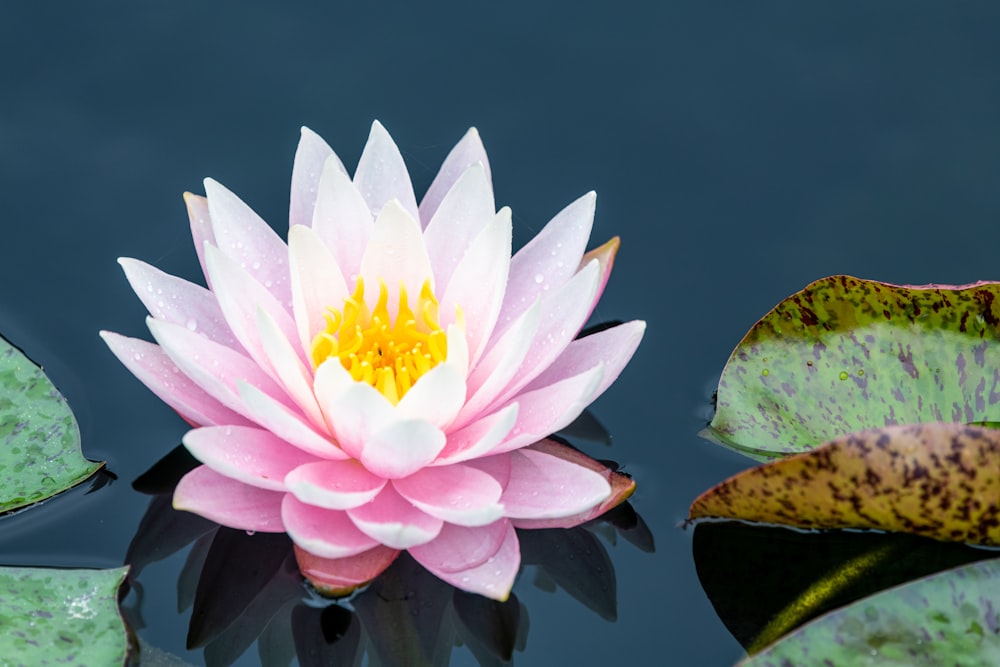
[{"left": 2, "top": 3, "right": 1000, "bottom": 665}]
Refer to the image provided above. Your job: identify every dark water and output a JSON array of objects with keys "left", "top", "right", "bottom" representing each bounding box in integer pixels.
[{"left": 2, "top": 2, "right": 1000, "bottom": 665}]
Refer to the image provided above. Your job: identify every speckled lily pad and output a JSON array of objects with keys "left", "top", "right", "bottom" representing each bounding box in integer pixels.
[
  {"left": 738, "top": 556, "right": 1000, "bottom": 666},
  {"left": 706, "top": 276, "right": 1000, "bottom": 459},
  {"left": 0, "top": 566, "right": 130, "bottom": 666},
  {"left": 0, "top": 335, "right": 103, "bottom": 512}
]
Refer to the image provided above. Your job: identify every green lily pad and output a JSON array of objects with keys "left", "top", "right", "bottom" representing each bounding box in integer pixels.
[
  {"left": 706, "top": 276, "right": 1000, "bottom": 459},
  {"left": 738, "top": 556, "right": 1000, "bottom": 666},
  {"left": 0, "top": 566, "right": 130, "bottom": 666},
  {"left": 0, "top": 335, "right": 103, "bottom": 511}
]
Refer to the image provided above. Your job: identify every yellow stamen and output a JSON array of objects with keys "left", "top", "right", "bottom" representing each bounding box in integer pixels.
[{"left": 310, "top": 277, "right": 448, "bottom": 405}]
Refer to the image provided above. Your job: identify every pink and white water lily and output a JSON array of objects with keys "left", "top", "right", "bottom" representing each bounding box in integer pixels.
[{"left": 102, "top": 122, "right": 644, "bottom": 600}]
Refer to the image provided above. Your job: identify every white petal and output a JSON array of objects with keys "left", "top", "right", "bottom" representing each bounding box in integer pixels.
[
  {"left": 288, "top": 224, "right": 350, "bottom": 360},
  {"left": 353, "top": 120, "right": 419, "bottom": 222},
  {"left": 396, "top": 361, "right": 466, "bottom": 429},
  {"left": 255, "top": 306, "right": 324, "bottom": 429},
  {"left": 419, "top": 127, "right": 492, "bottom": 226},
  {"left": 184, "top": 193, "right": 214, "bottom": 287},
  {"left": 432, "top": 403, "right": 518, "bottom": 466},
  {"left": 314, "top": 365, "right": 396, "bottom": 459},
  {"left": 312, "top": 161, "right": 373, "bottom": 285},
  {"left": 238, "top": 381, "right": 349, "bottom": 460},
  {"left": 358, "top": 199, "right": 433, "bottom": 320},
  {"left": 423, "top": 163, "right": 496, "bottom": 289},
  {"left": 289, "top": 127, "right": 344, "bottom": 230},
  {"left": 360, "top": 418, "right": 447, "bottom": 480}
]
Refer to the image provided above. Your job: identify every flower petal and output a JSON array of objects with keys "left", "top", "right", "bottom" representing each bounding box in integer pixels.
[
  {"left": 282, "top": 495, "right": 380, "bottom": 558},
  {"left": 311, "top": 162, "right": 373, "bottom": 285},
  {"left": 395, "top": 362, "right": 466, "bottom": 429},
  {"left": 174, "top": 465, "right": 285, "bottom": 532},
  {"left": 419, "top": 127, "right": 492, "bottom": 227},
  {"left": 255, "top": 306, "right": 324, "bottom": 428},
  {"left": 416, "top": 520, "right": 519, "bottom": 601},
  {"left": 285, "top": 460, "right": 387, "bottom": 510},
  {"left": 100, "top": 332, "right": 251, "bottom": 428},
  {"left": 289, "top": 127, "right": 344, "bottom": 230},
  {"left": 237, "top": 381, "right": 349, "bottom": 460},
  {"left": 204, "top": 178, "right": 292, "bottom": 309},
  {"left": 294, "top": 544, "right": 399, "bottom": 597},
  {"left": 433, "top": 403, "right": 518, "bottom": 466},
  {"left": 288, "top": 223, "right": 351, "bottom": 355},
  {"left": 409, "top": 519, "right": 509, "bottom": 574},
  {"left": 353, "top": 120, "right": 419, "bottom": 221},
  {"left": 393, "top": 463, "right": 503, "bottom": 527},
  {"left": 347, "top": 485, "right": 443, "bottom": 549},
  {"left": 183, "top": 425, "right": 318, "bottom": 491},
  {"left": 579, "top": 237, "right": 619, "bottom": 323},
  {"left": 358, "top": 199, "right": 433, "bottom": 319},
  {"left": 184, "top": 192, "right": 214, "bottom": 286},
  {"left": 314, "top": 365, "right": 396, "bottom": 459},
  {"left": 360, "top": 418, "right": 447, "bottom": 480},
  {"left": 424, "top": 163, "right": 496, "bottom": 290},
  {"left": 500, "top": 447, "right": 611, "bottom": 521}
]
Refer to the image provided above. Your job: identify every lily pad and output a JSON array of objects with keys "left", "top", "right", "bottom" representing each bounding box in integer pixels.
[
  {"left": 0, "top": 335, "right": 103, "bottom": 511},
  {"left": 0, "top": 566, "right": 130, "bottom": 666},
  {"left": 738, "top": 556, "right": 1000, "bottom": 666},
  {"left": 706, "top": 276, "right": 1000, "bottom": 458},
  {"left": 689, "top": 422, "right": 1000, "bottom": 546}
]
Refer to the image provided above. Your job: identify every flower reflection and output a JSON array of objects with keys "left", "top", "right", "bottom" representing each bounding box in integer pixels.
[
  {"left": 103, "top": 122, "right": 644, "bottom": 599},
  {"left": 122, "top": 445, "right": 652, "bottom": 666}
]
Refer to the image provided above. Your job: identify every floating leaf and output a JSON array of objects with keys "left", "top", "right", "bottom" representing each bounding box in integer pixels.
[
  {"left": 0, "top": 566, "right": 130, "bottom": 665},
  {"left": 706, "top": 276, "right": 1000, "bottom": 458},
  {"left": 738, "top": 556, "right": 1000, "bottom": 666},
  {"left": 689, "top": 422, "right": 1000, "bottom": 545},
  {"left": 0, "top": 335, "right": 103, "bottom": 511}
]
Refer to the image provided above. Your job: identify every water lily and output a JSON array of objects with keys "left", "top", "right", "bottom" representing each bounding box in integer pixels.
[{"left": 102, "top": 122, "right": 644, "bottom": 600}]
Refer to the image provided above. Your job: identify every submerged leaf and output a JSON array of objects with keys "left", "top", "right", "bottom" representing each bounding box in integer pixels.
[
  {"left": 738, "top": 557, "right": 1000, "bottom": 666},
  {"left": 0, "top": 566, "right": 130, "bottom": 665},
  {"left": 0, "top": 335, "right": 103, "bottom": 511},
  {"left": 689, "top": 422, "right": 1000, "bottom": 545},
  {"left": 706, "top": 276, "right": 1000, "bottom": 458}
]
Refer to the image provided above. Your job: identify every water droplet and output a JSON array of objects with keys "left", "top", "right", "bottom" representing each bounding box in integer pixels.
[
  {"left": 252, "top": 261, "right": 261, "bottom": 270},
  {"left": 133, "top": 352, "right": 143, "bottom": 361},
  {"left": 857, "top": 369, "right": 865, "bottom": 376},
  {"left": 245, "top": 530, "right": 256, "bottom": 536},
  {"left": 264, "top": 279, "right": 273, "bottom": 287},
  {"left": 186, "top": 319, "right": 198, "bottom": 331},
  {"left": 534, "top": 273, "right": 544, "bottom": 284},
  {"left": 806, "top": 360, "right": 813, "bottom": 367},
  {"left": 761, "top": 369, "right": 769, "bottom": 377},
  {"left": 839, "top": 371, "right": 849, "bottom": 381}
]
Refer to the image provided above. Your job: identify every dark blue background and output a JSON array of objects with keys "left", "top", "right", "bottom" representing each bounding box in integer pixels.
[{"left": 2, "top": 2, "right": 1000, "bottom": 664}]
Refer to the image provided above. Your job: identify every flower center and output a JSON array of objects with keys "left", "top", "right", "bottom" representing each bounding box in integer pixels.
[{"left": 310, "top": 278, "right": 447, "bottom": 405}]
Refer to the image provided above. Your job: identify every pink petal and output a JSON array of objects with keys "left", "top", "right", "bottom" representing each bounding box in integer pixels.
[
  {"left": 281, "top": 495, "right": 380, "bottom": 558},
  {"left": 204, "top": 178, "right": 292, "bottom": 309},
  {"left": 119, "top": 258, "right": 242, "bottom": 351},
  {"left": 183, "top": 425, "right": 318, "bottom": 491},
  {"left": 294, "top": 544, "right": 399, "bottom": 597},
  {"left": 347, "top": 485, "right": 443, "bottom": 549},
  {"left": 288, "top": 224, "right": 350, "bottom": 355},
  {"left": 289, "top": 127, "right": 344, "bottom": 230},
  {"left": 360, "top": 418, "right": 447, "bottom": 480},
  {"left": 524, "top": 320, "right": 645, "bottom": 400},
  {"left": 494, "top": 192, "right": 595, "bottom": 335},
  {"left": 285, "top": 460, "right": 387, "bottom": 510},
  {"left": 419, "top": 127, "right": 492, "bottom": 227},
  {"left": 353, "top": 120, "right": 419, "bottom": 221},
  {"left": 358, "top": 200, "right": 433, "bottom": 320},
  {"left": 184, "top": 192, "right": 215, "bottom": 287},
  {"left": 174, "top": 465, "right": 285, "bottom": 532},
  {"left": 509, "top": 439, "right": 635, "bottom": 529},
  {"left": 100, "top": 332, "right": 251, "bottom": 428},
  {"left": 395, "top": 363, "right": 466, "bottom": 429},
  {"left": 464, "top": 453, "right": 512, "bottom": 488},
  {"left": 423, "top": 163, "right": 496, "bottom": 290},
  {"left": 393, "top": 463, "right": 503, "bottom": 526},
  {"left": 578, "top": 237, "right": 619, "bottom": 323},
  {"left": 237, "top": 382, "right": 349, "bottom": 460},
  {"left": 417, "top": 520, "right": 519, "bottom": 601},
  {"left": 432, "top": 403, "right": 518, "bottom": 466},
  {"left": 311, "top": 163, "right": 373, "bottom": 284},
  {"left": 409, "top": 519, "right": 509, "bottom": 574},
  {"left": 438, "top": 207, "right": 512, "bottom": 367},
  {"left": 500, "top": 447, "right": 611, "bottom": 521},
  {"left": 255, "top": 307, "right": 324, "bottom": 428},
  {"left": 146, "top": 317, "right": 292, "bottom": 419}
]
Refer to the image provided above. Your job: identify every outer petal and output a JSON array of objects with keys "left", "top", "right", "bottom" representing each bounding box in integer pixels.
[
  {"left": 100, "top": 332, "right": 251, "bottom": 428},
  {"left": 311, "top": 162, "right": 373, "bottom": 284},
  {"left": 433, "top": 402, "right": 518, "bottom": 466},
  {"left": 289, "top": 127, "right": 344, "bottom": 230},
  {"left": 183, "top": 426, "right": 318, "bottom": 491},
  {"left": 184, "top": 192, "right": 214, "bottom": 286},
  {"left": 578, "top": 237, "right": 619, "bottom": 323},
  {"left": 500, "top": 447, "right": 611, "bottom": 521},
  {"left": 347, "top": 485, "right": 443, "bottom": 549},
  {"left": 294, "top": 544, "right": 399, "bottom": 597},
  {"left": 358, "top": 200, "right": 433, "bottom": 319},
  {"left": 174, "top": 465, "right": 285, "bottom": 532},
  {"left": 494, "top": 192, "right": 596, "bottom": 335},
  {"left": 353, "top": 120, "right": 419, "bottom": 221},
  {"left": 415, "top": 520, "right": 519, "bottom": 601},
  {"left": 237, "top": 382, "right": 349, "bottom": 460},
  {"left": 419, "top": 127, "right": 492, "bottom": 227},
  {"left": 423, "top": 163, "right": 496, "bottom": 290},
  {"left": 204, "top": 178, "right": 292, "bottom": 309},
  {"left": 360, "top": 418, "right": 447, "bottom": 480},
  {"left": 409, "top": 519, "right": 509, "bottom": 574},
  {"left": 119, "top": 258, "right": 242, "bottom": 350},
  {"left": 282, "top": 495, "right": 380, "bottom": 558},
  {"left": 288, "top": 223, "right": 350, "bottom": 355},
  {"left": 393, "top": 463, "right": 504, "bottom": 527},
  {"left": 285, "top": 460, "right": 386, "bottom": 510}
]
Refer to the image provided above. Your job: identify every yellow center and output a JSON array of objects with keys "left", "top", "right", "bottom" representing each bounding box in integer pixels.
[{"left": 310, "top": 278, "right": 447, "bottom": 405}]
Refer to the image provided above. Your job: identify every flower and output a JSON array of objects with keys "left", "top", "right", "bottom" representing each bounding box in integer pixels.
[{"left": 102, "top": 121, "right": 644, "bottom": 600}]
